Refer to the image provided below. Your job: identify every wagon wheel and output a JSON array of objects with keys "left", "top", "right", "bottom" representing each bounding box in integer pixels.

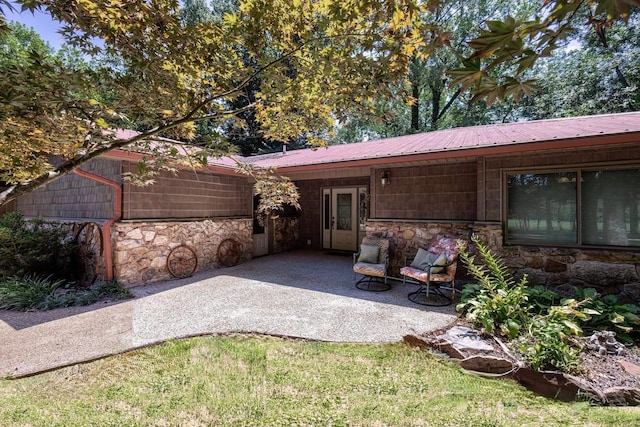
[
  {"left": 74, "top": 222, "right": 103, "bottom": 286},
  {"left": 167, "top": 245, "right": 198, "bottom": 278},
  {"left": 217, "top": 238, "right": 242, "bottom": 267}
]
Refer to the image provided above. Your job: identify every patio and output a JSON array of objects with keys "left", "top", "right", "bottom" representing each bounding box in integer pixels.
[{"left": 0, "top": 250, "right": 458, "bottom": 378}]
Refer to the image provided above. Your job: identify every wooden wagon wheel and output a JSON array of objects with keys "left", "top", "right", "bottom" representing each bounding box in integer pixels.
[
  {"left": 74, "top": 222, "right": 103, "bottom": 286},
  {"left": 167, "top": 245, "right": 198, "bottom": 278},
  {"left": 217, "top": 238, "right": 242, "bottom": 267}
]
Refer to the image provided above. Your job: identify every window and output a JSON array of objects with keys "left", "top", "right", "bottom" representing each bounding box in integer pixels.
[{"left": 506, "top": 167, "right": 640, "bottom": 247}]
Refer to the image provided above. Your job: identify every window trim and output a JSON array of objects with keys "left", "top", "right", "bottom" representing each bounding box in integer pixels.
[{"left": 502, "top": 162, "right": 640, "bottom": 249}]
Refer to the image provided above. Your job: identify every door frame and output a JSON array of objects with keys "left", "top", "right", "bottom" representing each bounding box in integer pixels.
[{"left": 322, "top": 186, "right": 368, "bottom": 251}]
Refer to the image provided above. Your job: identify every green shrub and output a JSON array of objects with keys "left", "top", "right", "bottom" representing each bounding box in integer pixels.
[
  {"left": 576, "top": 288, "right": 640, "bottom": 343},
  {"left": 40, "top": 280, "right": 133, "bottom": 310},
  {"left": 457, "top": 236, "right": 603, "bottom": 374},
  {"left": 517, "top": 301, "right": 594, "bottom": 373},
  {"left": 0, "top": 274, "right": 65, "bottom": 310},
  {"left": 0, "top": 212, "right": 75, "bottom": 280},
  {"left": 456, "top": 235, "right": 531, "bottom": 339},
  {"left": 0, "top": 274, "right": 133, "bottom": 311}
]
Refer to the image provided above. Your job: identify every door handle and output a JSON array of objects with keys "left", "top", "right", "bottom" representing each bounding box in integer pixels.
[{"left": 331, "top": 216, "right": 335, "bottom": 229}]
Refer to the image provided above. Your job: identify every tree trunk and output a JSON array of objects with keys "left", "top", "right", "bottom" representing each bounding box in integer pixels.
[{"left": 411, "top": 79, "right": 420, "bottom": 132}]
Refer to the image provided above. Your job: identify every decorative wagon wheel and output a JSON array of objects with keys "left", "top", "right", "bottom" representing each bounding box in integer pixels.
[
  {"left": 74, "top": 222, "right": 103, "bottom": 287},
  {"left": 166, "top": 245, "right": 198, "bottom": 278},
  {"left": 217, "top": 238, "right": 242, "bottom": 267}
]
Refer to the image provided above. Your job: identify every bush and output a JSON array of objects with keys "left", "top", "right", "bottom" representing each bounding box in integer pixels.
[
  {"left": 576, "top": 288, "right": 640, "bottom": 343},
  {"left": 0, "top": 212, "right": 76, "bottom": 280},
  {"left": 0, "top": 275, "right": 133, "bottom": 311},
  {"left": 457, "top": 235, "right": 598, "bottom": 373},
  {"left": 456, "top": 235, "right": 531, "bottom": 339},
  {"left": 0, "top": 274, "right": 65, "bottom": 310}
]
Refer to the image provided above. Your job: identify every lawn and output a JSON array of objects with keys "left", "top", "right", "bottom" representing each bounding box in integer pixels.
[{"left": 1, "top": 335, "right": 638, "bottom": 426}]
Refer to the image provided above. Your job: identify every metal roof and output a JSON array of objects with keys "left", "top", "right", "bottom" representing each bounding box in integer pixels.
[{"left": 246, "top": 112, "right": 640, "bottom": 170}]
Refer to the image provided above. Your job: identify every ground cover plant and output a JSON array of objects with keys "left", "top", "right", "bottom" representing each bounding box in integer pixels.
[
  {"left": 457, "top": 236, "right": 640, "bottom": 373},
  {"left": 1, "top": 335, "right": 638, "bottom": 426},
  {"left": 0, "top": 212, "right": 132, "bottom": 310}
]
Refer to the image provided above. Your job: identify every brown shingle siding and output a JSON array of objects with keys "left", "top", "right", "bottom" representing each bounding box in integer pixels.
[
  {"left": 374, "top": 162, "right": 476, "bottom": 221},
  {"left": 15, "top": 158, "right": 120, "bottom": 220},
  {"left": 123, "top": 164, "right": 251, "bottom": 220}
]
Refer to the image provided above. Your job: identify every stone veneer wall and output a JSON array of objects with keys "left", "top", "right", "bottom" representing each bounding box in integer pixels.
[
  {"left": 366, "top": 220, "right": 640, "bottom": 303},
  {"left": 272, "top": 217, "right": 300, "bottom": 254},
  {"left": 471, "top": 223, "right": 640, "bottom": 303},
  {"left": 113, "top": 218, "right": 252, "bottom": 286},
  {"left": 365, "top": 220, "right": 473, "bottom": 277}
]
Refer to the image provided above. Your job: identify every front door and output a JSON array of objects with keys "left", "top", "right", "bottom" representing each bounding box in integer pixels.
[{"left": 322, "top": 188, "right": 359, "bottom": 251}]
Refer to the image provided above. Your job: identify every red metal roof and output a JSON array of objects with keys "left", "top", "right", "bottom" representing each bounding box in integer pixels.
[{"left": 247, "top": 112, "right": 640, "bottom": 170}]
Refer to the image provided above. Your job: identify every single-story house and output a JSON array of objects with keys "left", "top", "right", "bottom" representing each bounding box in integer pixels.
[{"left": 5, "top": 112, "right": 640, "bottom": 300}]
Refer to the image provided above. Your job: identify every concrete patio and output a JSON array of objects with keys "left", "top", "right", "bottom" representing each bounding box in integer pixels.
[{"left": 0, "top": 250, "right": 458, "bottom": 378}]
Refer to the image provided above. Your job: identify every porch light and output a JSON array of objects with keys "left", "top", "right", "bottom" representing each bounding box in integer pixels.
[{"left": 381, "top": 171, "right": 390, "bottom": 187}]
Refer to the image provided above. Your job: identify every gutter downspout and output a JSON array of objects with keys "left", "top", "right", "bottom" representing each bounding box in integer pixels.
[{"left": 73, "top": 168, "right": 122, "bottom": 281}]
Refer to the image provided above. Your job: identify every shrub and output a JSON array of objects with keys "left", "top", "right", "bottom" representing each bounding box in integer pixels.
[
  {"left": 456, "top": 235, "right": 531, "bottom": 339},
  {"left": 576, "top": 288, "right": 640, "bottom": 343},
  {"left": 0, "top": 212, "right": 75, "bottom": 280},
  {"left": 457, "top": 236, "right": 600, "bottom": 373},
  {"left": 0, "top": 274, "right": 65, "bottom": 311},
  {"left": 0, "top": 275, "right": 133, "bottom": 311}
]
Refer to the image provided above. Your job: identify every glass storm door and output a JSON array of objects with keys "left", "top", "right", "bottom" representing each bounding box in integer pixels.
[{"left": 322, "top": 188, "right": 358, "bottom": 251}]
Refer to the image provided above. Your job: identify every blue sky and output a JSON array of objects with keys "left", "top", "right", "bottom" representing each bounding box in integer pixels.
[{"left": 4, "top": 4, "right": 66, "bottom": 50}]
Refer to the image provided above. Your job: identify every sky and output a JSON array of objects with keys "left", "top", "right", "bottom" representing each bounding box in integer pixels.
[{"left": 3, "top": 4, "right": 67, "bottom": 50}]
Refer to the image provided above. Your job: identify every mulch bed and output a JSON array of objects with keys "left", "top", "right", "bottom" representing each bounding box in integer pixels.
[{"left": 404, "top": 320, "right": 640, "bottom": 406}]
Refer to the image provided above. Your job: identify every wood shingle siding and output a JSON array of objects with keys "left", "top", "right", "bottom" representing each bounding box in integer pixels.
[
  {"left": 16, "top": 159, "right": 121, "bottom": 220},
  {"left": 122, "top": 165, "right": 251, "bottom": 220},
  {"left": 373, "top": 161, "right": 477, "bottom": 221}
]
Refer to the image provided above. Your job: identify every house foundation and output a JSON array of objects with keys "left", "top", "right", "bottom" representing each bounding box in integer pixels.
[
  {"left": 112, "top": 218, "right": 253, "bottom": 286},
  {"left": 366, "top": 220, "right": 640, "bottom": 303}
]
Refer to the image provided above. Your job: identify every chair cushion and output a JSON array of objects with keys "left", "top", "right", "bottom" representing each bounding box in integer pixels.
[
  {"left": 362, "top": 237, "right": 389, "bottom": 264},
  {"left": 354, "top": 262, "right": 386, "bottom": 278},
  {"left": 358, "top": 244, "right": 379, "bottom": 264},
  {"left": 400, "top": 266, "right": 453, "bottom": 283},
  {"left": 410, "top": 248, "right": 448, "bottom": 273}
]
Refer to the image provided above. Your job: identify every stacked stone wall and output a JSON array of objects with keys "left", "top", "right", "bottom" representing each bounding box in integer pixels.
[
  {"left": 366, "top": 220, "right": 640, "bottom": 302},
  {"left": 365, "top": 220, "right": 473, "bottom": 277},
  {"left": 113, "top": 218, "right": 252, "bottom": 286},
  {"left": 272, "top": 217, "right": 299, "bottom": 254}
]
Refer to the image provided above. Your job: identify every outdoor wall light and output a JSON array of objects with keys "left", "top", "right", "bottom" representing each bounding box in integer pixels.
[{"left": 381, "top": 171, "right": 390, "bottom": 187}]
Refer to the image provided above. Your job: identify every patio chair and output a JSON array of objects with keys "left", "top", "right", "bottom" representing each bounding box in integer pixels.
[
  {"left": 400, "top": 237, "right": 468, "bottom": 306},
  {"left": 353, "top": 236, "right": 390, "bottom": 291}
]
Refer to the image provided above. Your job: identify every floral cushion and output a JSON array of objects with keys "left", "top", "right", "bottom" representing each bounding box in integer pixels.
[
  {"left": 400, "top": 266, "right": 454, "bottom": 283},
  {"left": 428, "top": 238, "right": 467, "bottom": 261}
]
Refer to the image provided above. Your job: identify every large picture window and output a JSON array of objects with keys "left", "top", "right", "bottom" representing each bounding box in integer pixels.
[{"left": 506, "top": 167, "right": 640, "bottom": 247}]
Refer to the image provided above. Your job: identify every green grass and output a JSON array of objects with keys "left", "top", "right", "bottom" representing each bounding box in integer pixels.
[{"left": 1, "top": 335, "right": 638, "bottom": 426}]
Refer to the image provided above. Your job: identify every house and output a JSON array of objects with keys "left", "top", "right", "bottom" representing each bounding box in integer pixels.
[{"left": 6, "top": 112, "right": 640, "bottom": 299}]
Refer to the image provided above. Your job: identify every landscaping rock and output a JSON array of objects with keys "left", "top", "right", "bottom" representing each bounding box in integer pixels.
[
  {"left": 511, "top": 368, "right": 604, "bottom": 403},
  {"left": 460, "top": 355, "right": 514, "bottom": 375},
  {"left": 618, "top": 360, "right": 640, "bottom": 376},
  {"left": 570, "top": 261, "right": 638, "bottom": 287},
  {"left": 602, "top": 387, "right": 640, "bottom": 406}
]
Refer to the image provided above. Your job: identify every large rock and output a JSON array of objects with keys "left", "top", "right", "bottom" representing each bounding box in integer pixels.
[
  {"left": 602, "top": 387, "right": 640, "bottom": 406},
  {"left": 460, "top": 355, "right": 515, "bottom": 375},
  {"left": 570, "top": 261, "right": 638, "bottom": 287}
]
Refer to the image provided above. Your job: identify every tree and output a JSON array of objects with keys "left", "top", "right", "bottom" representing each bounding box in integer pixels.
[
  {"left": 519, "top": 10, "right": 640, "bottom": 120},
  {"left": 0, "top": 0, "right": 638, "bottom": 208},
  {"left": 334, "top": 0, "right": 640, "bottom": 142},
  {"left": 0, "top": 0, "right": 422, "bottom": 208}
]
